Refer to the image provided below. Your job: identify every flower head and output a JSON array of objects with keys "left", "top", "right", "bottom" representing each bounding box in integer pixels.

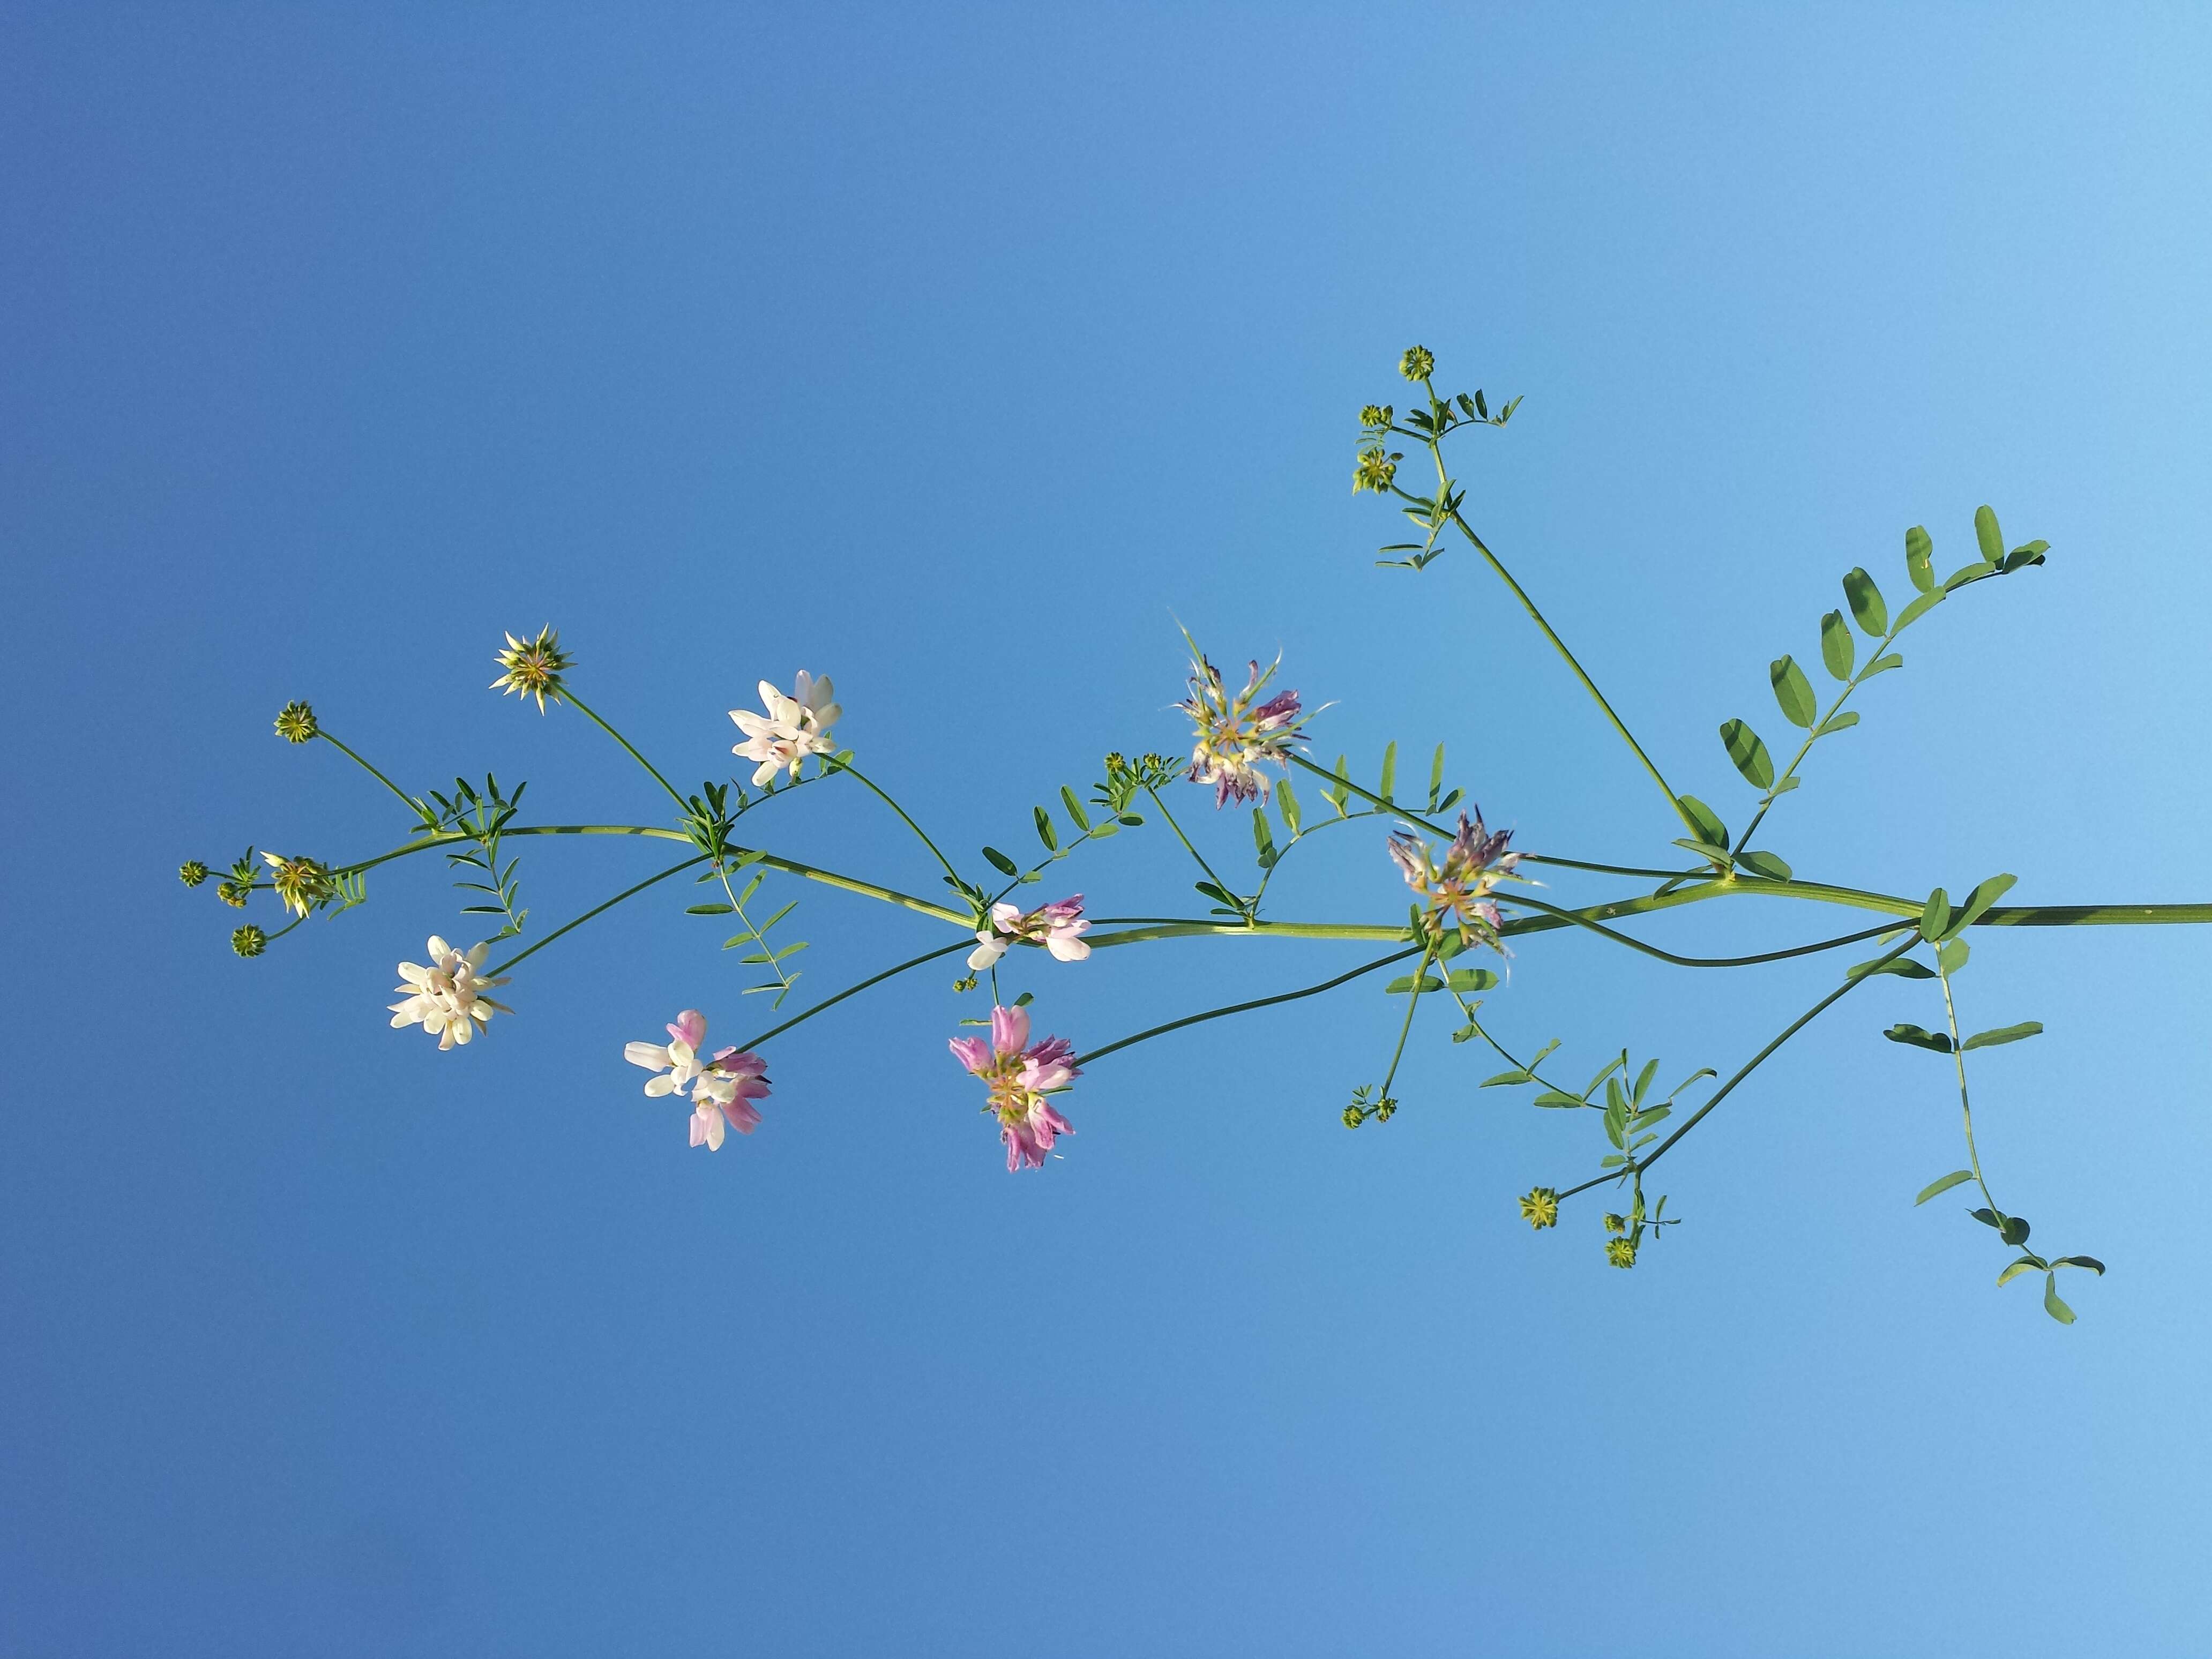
[
  {"left": 179, "top": 860, "right": 210, "bottom": 888},
  {"left": 1353, "top": 445, "right": 1400, "bottom": 494},
  {"left": 1603, "top": 1212, "right": 1627, "bottom": 1236},
  {"left": 1177, "top": 640, "right": 1314, "bottom": 808},
  {"left": 948, "top": 1003, "right": 1079, "bottom": 1171},
  {"left": 491, "top": 626, "right": 573, "bottom": 712},
  {"left": 1519, "top": 1186, "right": 1560, "bottom": 1230},
  {"left": 231, "top": 924, "right": 266, "bottom": 958},
  {"left": 1606, "top": 1237, "right": 1638, "bottom": 1269},
  {"left": 730, "top": 671, "right": 840, "bottom": 786},
  {"left": 625, "top": 1009, "right": 770, "bottom": 1150},
  {"left": 1359, "top": 403, "right": 1394, "bottom": 430},
  {"left": 1386, "top": 809, "right": 1524, "bottom": 950},
  {"left": 967, "top": 895, "right": 1091, "bottom": 971},
  {"left": 388, "top": 936, "right": 512, "bottom": 1050},
  {"left": 273, "top": 700, "right": 319, "bottom": 743},
  {"left": 261, "top": 851, "right": 336, "bottom": 919},
  {"left": 217, "top": 879, "right": 250, "bottom": 908},
  {"left": 1399, "top": 345, "right": 1435, "bottom": 382}
]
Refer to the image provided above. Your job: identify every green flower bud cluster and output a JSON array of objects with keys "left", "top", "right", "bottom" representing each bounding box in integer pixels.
[
  {"left": 231, "top": 924, "right": 267, "bottom": 958},
  {"left": 1399, "top": 345, "right": 1434, "bottom": 382},
  {"left": 1605, "top": 1237, "right": 1638, "bottom": 1269},
  {"left": 1519, "top": 1187, "right": 1560, "bottom": 1230},
  {"left": 178, "top": 860, "right": 210, "bottom": 887}
]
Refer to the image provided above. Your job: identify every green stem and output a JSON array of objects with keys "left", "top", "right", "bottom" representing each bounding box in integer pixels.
[
  {"left": 1503, "top": 896, "right": 1901, "bottom": 970},
  {"left": 1555, "top": 936, "right": 1918, "bottom": 1200},
  {"left": 1937, "top": 967, "right": 1998, "bottom": 1211},
  {"left": 484, "top": 855, "right": 708, "bottom": 977},
  {"left": 1079, "top": 947, "right": 1423, "bottom": 1066},
  {"left": 1447, "top": 512, "right": 1698, "bottom": 840},
  {"left": 1143, "top": 783, "right": 1243, "bottom": 914},
  {"left": 825, "top": 757, "right": 965, "bottom": 887},
  {"left": 1377, "top": 938, "right": 1439, "bottom": 1098},
  {"left": 316, "top": 731, "right": 421, "bottom": 815},
  {"left": 735, "top": 940, "right": 970, "bottom": 1052},
  {"left": 562, "top": 690, "right": 690, "bottom": 813}
]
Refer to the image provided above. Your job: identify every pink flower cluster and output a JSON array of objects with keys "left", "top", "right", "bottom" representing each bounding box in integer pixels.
[
  {"left": 949, "top": 1004, "right": 1080, "bottom": 1171},
  {"left": 625, "top": 1010, "right": 772, "bottom": 1150},
  {"left": 1179, "top": 649, "right": 1310, "bottom": 808}
]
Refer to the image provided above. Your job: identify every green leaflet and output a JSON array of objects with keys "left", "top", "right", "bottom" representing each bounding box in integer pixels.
[
  {"left": 1719, "top": 719, "right": 1774, "bottom": 789},
  {"left": 1905, "top": 525, "right": 1935, "bottom": 593},
  {"left": 1962, "top": 1021, "right": 2043, "bottom": 1050},
  {"left": 1769, "top": 655, "right": 1818, "bottom": 729},
  {"left": 1678, "top": 794, "right": 1730, "bottom": 849},
  {"left": 1738, "top": 849, "right": 1793, "bottom": 881},
  {"left": 1842, "top": 566, "right": 1889, "bottom": 636},
  {"left": 1885, "top": 1023, "right": 1953, "bottom": 1053},
  {"left": 1820, "top": 610, "right": 1855, "bottom": 680},
  {"left": 1975, "top": 504, "right": 2005, "bottom": 566},
  {"left": 1915, "top": 1169, "right": 1976, "bottom": 1205}
]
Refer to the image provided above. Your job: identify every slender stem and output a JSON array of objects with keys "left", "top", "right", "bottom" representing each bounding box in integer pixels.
[
  {"left": 316, "top": 731, "right": 421, "bottom": 815},
  {"left": 1554, "top": 937, "right": 1918, "bottom": 1200},
  {"left": 1143, "top": 783, "right": 1242, "bottom": 911},
  {"left": 1459, "top": 1015, "right": 1576, "bottom": 1097},
  {"left": 1447, "top": 512, "right": 1698, "bottom": 840},
  {"left": 825, "top": 757, "right": 965, "bottom": 888},
  {"left": 562, "top": 691, "right": 690, "bottom": 813},
  {"left": 484, "top": 855, "right": 708, "bottom": 977},
  {"left": 1937, "top": 968, "right": 1998, "bottom": 1210},
  {"left": 1079, "top": 946, "right": 1423, "bottom": 1066},
  {"left": 1732, "top": 618, "right": 1911, "bottom": 855},
  {"left": 735, "top": 940, "right": 970, "bottom": 1052},
  {"left": 1377, "top": 939, "right": 1439, "bottom": 1098},
  {"left": 1503, "top": 896, "right": 1901, "bottom": 970}
]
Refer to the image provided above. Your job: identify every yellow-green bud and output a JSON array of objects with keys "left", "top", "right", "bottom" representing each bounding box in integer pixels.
[
  {"left": 1603, "top": 1213, "right": 1627, "bottom": 1235},
  {"left": 1353, "top": 447, "right": 1399, "bottom": 495},
  {"left": 179, "top": 860, "right": 210, "bottom": 888},
  {"left": 1359, "top": 403, "right": 1394, "bottom": 429},
  {"left": 1399, "top": 345, "right": 1435, "bottom": 382},
  {"left": 231, "top": 924, "right": 267, "bottom": 958},
  {"left": 1519, "top": 1187, "right": 1560, "bottom": 1230},
  {"left": 1341, "top": 1105, "right": 1364, "bottom": 1129},
  {"left": 273, "top": 700, "right": 318, "bottom": 743},
  {"left": 491, "top": 625, "right": 574, "bottom": 713},
  {"left": 217, "top": 880, "right": 250, "bottom": 908},
  {"left": 1605, "top": 1237, "right": 1638, "bottom": 1269},
  {"left": 1373, "top": 1096, "right": 1396, "bottom": 1123}
]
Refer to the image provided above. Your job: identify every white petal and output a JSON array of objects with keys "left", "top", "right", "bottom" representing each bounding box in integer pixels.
[
  {"left": 625, "top": 1042, "right": 671, "bottom": 1070},
  {"left": 644, "top": 1074, "right": 678, "bottom": 1097}
]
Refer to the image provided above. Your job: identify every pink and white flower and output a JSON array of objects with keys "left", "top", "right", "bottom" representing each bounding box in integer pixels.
[
  {"left": 966, "top": 894, "right": 1092, "bottom": 971},
  {"left": 730, "top": 671, "right": 841, "bottom": 786},
  {"left": 1385, "top": 808, "right": 1525, "bottom": 949},
  {"left": 388, "top": 936, "right": 512, "bottom": 1049},
  {"left": 948, "top": 1003, "right": 1080, "bottom": 1171},
  {"left": 625, "top": 1009, "right": 772, "bottom": 1150},
  {"left": 1178, "top": 641, "right": 1314, "bottom": 808}
]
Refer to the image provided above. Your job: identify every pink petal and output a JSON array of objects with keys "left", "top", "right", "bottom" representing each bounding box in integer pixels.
[
  {"left": 990, "top": 1004, "right": 1030, "bottom": 1057},
  {"left": 947, "top": 1036, "right": 993, "bottom": 1075},
  {"left": 668, "top": 1010, "right": 707, "bottom": 1049}
]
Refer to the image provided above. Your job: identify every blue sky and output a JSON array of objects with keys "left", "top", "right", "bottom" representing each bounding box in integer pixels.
[{"left": 5, "top": 4, "right": 2210, "bottom": 1653}]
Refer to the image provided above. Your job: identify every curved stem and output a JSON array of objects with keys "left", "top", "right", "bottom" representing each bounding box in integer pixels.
[
  {"left": 735, "top": 940, "right": 971, "bottom": 1052},
  {"left": 1448, "top": 512, "right": 1697, "bottom": 840},
  {"left": 1144, "top": 783, "right": 1240, "bottom": 909},
  {"left": 561, "top": 690, "right": 690, "bottom": 813},
  {"left": 1503, "top": 896, "right": 1901, "bottom": 970},
  {"left": 1079, "top": 946, "right": 1423, "bottom": 1066},
  {"left": 484, "top": 855, "right": 708, "bottom": 978},
  {"left": 1553, "top": 936, "right": 1917, "bottom": 1201},
  {"left": 316, "top": 731, "right": 421, "bottom": 815},
  {"left": 825, "top": 757, "right": 965, "bottom": 888}
]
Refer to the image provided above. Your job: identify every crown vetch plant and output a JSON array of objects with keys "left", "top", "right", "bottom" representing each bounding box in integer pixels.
[{"left": 189, "top": 346, "right": 2210, "bottom": 1325}]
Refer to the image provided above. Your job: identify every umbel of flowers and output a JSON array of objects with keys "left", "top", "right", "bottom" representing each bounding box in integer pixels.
[{"left": 183, "top": 343, "right": 2183, "bottom": 1326}]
